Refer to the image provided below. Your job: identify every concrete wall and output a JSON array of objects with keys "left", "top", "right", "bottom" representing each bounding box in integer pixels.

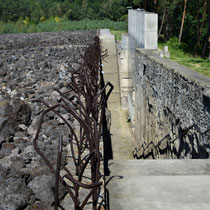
[
  {"left": 117, "top": 34, "right": 138, "bottom": 111},
  {"left": 128, "top": 10, "right": 158, "bottom": 49},
  {"left": 132, "top": 49, "right": 210, "bottom": 159}
]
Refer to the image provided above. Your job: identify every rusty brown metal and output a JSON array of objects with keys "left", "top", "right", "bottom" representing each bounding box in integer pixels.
[{"left": 33, "top": 36, "right": 113, "bottom": 210}]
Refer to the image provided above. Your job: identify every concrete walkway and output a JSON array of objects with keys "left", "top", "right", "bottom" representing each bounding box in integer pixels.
[
  {"left": 100, "top": 29, "right": 133, "bottom": 160},
  {"left": 99, "top": 29, "right": 210, "bottom": 210},
  {"left": 107, "top": 159, "right": 210, "bottom": 210}
]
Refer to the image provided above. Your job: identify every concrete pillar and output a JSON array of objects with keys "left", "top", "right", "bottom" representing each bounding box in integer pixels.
[{"left": 128, "top": 9, "right": 158, "bottom": 49}]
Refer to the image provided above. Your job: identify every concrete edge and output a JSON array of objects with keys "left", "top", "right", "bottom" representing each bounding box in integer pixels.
[{"left": 136, "top": 48, "right": 210, "bottom": 91}]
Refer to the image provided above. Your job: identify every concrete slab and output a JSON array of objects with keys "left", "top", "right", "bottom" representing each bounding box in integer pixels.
[
  {"left": 100, "top": 29, "right": 133, "bottom": 160},
  {"left": 107, "top": 175, "right": 210, "bottom": 210},
  {"left": 106, "top": 160, "right": 210, "bottom": 210},
  {"left": 100, "top": 29, "right": 114, "bottom": 38},
  {"left": 108, "top": 92, "right": 121, "bottom": 103},
  {"left": 108, "top": 159, "right": 210, "bottom": 176},
  {"left": 107, "top": 102, "right": 121, "bottom": 110}
]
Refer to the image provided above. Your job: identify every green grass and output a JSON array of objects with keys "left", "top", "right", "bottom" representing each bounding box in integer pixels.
[
  {"left": 0, "top": 19, "right": 128, "bottom": 34},
  {"left": 110, "top": 30, "right": 127, "bottom": 40},
  {"left": 158, "top": 42, "right": 210, "bottom": 77}
]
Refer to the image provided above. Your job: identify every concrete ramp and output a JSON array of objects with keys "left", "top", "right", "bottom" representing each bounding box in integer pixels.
[{"left": 106, "top": 160, "right": 210, "bottom": 210}]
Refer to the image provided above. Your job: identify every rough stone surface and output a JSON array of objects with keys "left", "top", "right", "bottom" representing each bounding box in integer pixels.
[
  {"left": 28, "top": 175, "right": 55, "bottom": 205},
  {"left": 0, "top": 30, "right": 96, "bottom": 50},
  {"left": 132, "top": 49, "right": 210, "bottom": 159},
  {"left": 0, "top": 30, "right": 98, "bottom": 209}
]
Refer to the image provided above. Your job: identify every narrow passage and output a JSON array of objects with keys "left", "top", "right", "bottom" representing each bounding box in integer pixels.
[{"left": 100, "top": 29, "right": 133, "bottom": 160}]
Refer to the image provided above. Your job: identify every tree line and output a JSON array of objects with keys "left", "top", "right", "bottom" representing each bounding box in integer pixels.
[{"left": 0, "top": 0, "right": 209, "bottom": 57}]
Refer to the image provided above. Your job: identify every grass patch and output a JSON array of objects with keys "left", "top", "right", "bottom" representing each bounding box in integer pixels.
[
  {"left": 0, "top": 19, "right": 128, "bottom": 34},
  {"left": 158, "top": 42, "right": 210, "bottom": 77},
  {"left": 111, "top": 30, "right": 127, "bottom": 40}
]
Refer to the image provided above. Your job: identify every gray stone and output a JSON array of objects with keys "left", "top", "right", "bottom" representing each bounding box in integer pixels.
[
  {"left": 27, "top": 125, "right": 36, "bottom": 138},
  {"left": 0, "top": 67, "right": 7, "bottom": 77},
  {"left": 60, "top": 194, "right": 74, "bottom": 210},
  {"left": 0, "top": 117, "right": 7, "bottom": 129},
  {"left": 51, "top": 90, "right": 61, "bottom": 101},
  {"left": 11, "top": 147, "right": 21, "bottom": 155},
  {"left": 0, "top": 194, "right": 26, "bottom": 210},
  {"left": 0, "top": 135, "right": 4, "bottom": 147},
  {"left": 28, "top": 175, "right": 55, "bottom": 205},
  {"left": 18, "top": 124, "right": 28, "bottom": 131}
]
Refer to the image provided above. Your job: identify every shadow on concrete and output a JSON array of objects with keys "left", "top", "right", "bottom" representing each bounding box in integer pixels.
[
  {"left": 103, "top": 108, "right": 113, "bottom": 176},
  {"left": 104, "top": 175, "right": 123, "bottom": 210},
  {"left": 133, "top": 125, "right": 210, "bottom": 159}
]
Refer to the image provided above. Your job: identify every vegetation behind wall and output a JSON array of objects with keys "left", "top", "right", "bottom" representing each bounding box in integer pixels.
[{"left": 0, "top": 0, "right": 209, "bottom": 57}]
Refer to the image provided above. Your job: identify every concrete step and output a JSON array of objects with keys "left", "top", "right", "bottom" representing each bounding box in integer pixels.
[
  {"left": 108, "top": 159, "right": 210, "bottom": 176},
  {"left": 106, "top": 159, "right": 210, "bottom": 210}
]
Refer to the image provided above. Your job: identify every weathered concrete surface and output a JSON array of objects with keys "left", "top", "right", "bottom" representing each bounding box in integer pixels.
[
  {"left": 128, "top": 10, "right": 158, "bottom": 49},
  {"left": 117, "top": 34, "right": 138, "bottom": 110},
  {"left": 106, "top": 159, "right": 210, "bottom": 210},
  {"left": 100, "top": 29, "right": 133, "bottom": 160}
]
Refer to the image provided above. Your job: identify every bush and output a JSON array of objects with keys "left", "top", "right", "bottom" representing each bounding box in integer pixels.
[{"left": 166, "top": 37, "right": 180, "bottom": 50}]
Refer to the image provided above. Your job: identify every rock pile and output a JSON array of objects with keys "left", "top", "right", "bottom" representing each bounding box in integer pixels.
[
  {"left": 0, "top": 30, "right": 97, "bottom": 209},
  {"left": 0, "top": 30, "right": 97, "bottom": 50}
]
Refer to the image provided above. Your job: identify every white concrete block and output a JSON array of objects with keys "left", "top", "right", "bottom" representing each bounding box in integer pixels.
[
  {"left": 145, "top": 13, "right": 158, "bottom": 32},
  {"left": 128, "top": 9, "right": 158, "bottom": 49},
  {"left": 145, "top": 31, "right": 158, "bottom": 49}
]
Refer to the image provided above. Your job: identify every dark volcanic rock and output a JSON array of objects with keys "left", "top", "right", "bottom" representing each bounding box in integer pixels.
[
  {"left": 0, "top": 30, "right": 96, "bottom": 50},
  {"left": 0, "top": 164, "right": 32, "bottom": 210},
  {"left": 12, "top": 99, "right": 32, "bottom": 126},
  {"left": 0, "top": 30, "right": 97, "bottom": 209}
]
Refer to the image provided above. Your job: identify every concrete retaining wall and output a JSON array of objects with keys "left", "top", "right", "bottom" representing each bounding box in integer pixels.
[
  {"left": 117, "top": 34, "right": 138, "bottom": 110},
  {"left": 131, "top": 49, "right": 210, "bottom": 159}
]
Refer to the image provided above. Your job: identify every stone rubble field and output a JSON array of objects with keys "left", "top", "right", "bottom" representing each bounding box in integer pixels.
[{"left": 0, "top": 30, "right": 98, "bottom": 210}]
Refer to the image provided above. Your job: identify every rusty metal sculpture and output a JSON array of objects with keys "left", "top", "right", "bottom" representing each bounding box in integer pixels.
[{"left": 33, "top": 36, "right": 113, "bottom": 210}]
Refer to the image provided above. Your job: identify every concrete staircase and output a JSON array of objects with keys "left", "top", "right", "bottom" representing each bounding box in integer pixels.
[{"left": 100, "top": 29, "right": 210, "bottom": 210}]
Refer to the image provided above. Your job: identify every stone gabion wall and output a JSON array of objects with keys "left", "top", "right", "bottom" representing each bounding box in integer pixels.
[
  {"left": 0, "top": 30, "right": 97, "bottom": 209},
  {"left": 132, "top": 49, "right": 210, "bottom": 159}
]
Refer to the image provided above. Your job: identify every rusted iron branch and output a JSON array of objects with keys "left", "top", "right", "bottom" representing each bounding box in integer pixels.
[{"left": 33, "top": 36, "right": 113, "bottom": 209}]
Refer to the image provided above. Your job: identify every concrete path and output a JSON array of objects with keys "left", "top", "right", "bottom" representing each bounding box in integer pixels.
[
  {"left": 100, "top": 29, "right": 133, "bottom": 160},
  {"left": 107, "top": 159, "right": 210, "bottom": 210},
  {"left": 99, "top": 29, "right": 210, "bottom": 210}
]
